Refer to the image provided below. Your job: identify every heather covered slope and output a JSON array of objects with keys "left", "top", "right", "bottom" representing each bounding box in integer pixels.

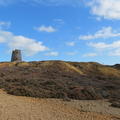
[{"left": 0, "top": 61, "right": 120, "bottom": 101}]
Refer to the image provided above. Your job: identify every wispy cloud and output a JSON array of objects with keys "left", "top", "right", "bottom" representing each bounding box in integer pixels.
[
  {"left": 89, "top": 41, "right": 120, "bottom": 50},
  {"left": 35, "top": 25, "right": 57, "bottom": 33},
  {"left": 66, "top": 41, "right": 75, "bottom": 46},
  {"left": 0, "top": 30, "right": 48, "bottom": 56},
  {"left": 31, "top": 0, "right": 82, "bottom": 6},
  {"left": 87, "top": 0, "right": 120, "bottom": 20},
  {"left": 109, "top": 49, "right": 120, "bottom": 56},
  {"left": 0, "top": 21, "right": 11, "bottom": 29},
  {"left": 53, "top": 19, "right": 65, "bottom": 24},
  {"left": 89, "top": 42, "right": 109, "bottom": 49},
  {"left": 66, "top": 51, "right": 77, "bottom": 56},
  {"left": 83, "top": 53, "right": 97, "bottom": 57},
  {"left": 89, "top": 40, "right": 120, "bottom": 56},
  {"left": 79, "top": 27, "right": 120, "bottom": 40},
  {"left": 0, "top": 0, "right": 82, "bottom": 6},
  {"left": 45, "top": 51, "right": 59, "bottom": 56},
  {"left": 0, "top": 0, "right": 15, "bottom": 6}
]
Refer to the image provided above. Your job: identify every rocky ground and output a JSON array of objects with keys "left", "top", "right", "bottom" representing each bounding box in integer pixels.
[{"left": 0, "top": 90, "right": 119, "bottom": 120}]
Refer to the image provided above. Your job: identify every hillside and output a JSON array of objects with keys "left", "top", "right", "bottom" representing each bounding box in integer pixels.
[{"left": 0, "top": 60, "right": 119, "bottom": 104}]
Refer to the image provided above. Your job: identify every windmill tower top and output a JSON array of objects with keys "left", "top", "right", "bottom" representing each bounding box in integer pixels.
[{"left": 11, "top": 49, "right": 22, "bottom": 62}]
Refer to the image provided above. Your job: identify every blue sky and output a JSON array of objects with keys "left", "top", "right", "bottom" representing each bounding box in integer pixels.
[{"left": 0, "top": 0, "right": 120, "bottom": 65}]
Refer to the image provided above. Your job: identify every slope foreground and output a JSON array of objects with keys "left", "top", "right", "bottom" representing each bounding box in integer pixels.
[{"left": 0, "top": 90, "right": 119, "bottom": 120}]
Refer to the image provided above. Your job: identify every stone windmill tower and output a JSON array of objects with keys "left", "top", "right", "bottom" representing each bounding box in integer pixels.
[{"left": 11, "top": 49, "right": 22, "bottom": 62}]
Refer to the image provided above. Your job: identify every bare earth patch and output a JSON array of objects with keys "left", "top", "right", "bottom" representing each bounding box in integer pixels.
[{"left": 0, "top": 90, "right": 119, "bottom": 120}]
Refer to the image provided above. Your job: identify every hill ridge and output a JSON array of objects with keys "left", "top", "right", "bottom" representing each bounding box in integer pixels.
[{"left": 0, "top": 60, "right": 119, "bottom": 103}]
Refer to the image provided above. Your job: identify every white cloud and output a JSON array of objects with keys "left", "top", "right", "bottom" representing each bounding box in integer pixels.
[
  {"left": 109, "top": 49, "right": 120, "bottom": 56},
  {"left": 83, "top": 53, "right": 97, "bottom": 57},
  {"left": 89, "top": 41, "right": 120, "bottom": 50},
  {"left": 35, "top": 25, "right": 57, "bottom": 33},
  {"left": 0, "top": 21, "right": 11, "bottom": 29},
  {"left": 66, "top": 42, "right": 75, "bottom": 46},
  {"left": 89, "top": 40, "right": 120, "bottom": 56},
  {"left": 45, "top": 51, "right": 59, "bottom": 56},
  {"left": 79, "top": 27, "right": 120, "bottom": 40},
  {"left": 89, "top": 42, "right": 109, "bottom": 49},
  {"left": 0, "top": 30, "right": 48, "bottom": 56},
  {"left": 88, "top": 0, "right": 120, "bottom": 20}
]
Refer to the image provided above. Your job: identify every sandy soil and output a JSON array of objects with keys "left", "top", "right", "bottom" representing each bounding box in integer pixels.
[{"left": 0, "top": 90, "right": 119, "bottom": 120}]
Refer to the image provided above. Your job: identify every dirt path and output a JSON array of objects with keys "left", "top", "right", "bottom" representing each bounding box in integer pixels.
[{"left": 0, "top": 90, "right": 119, "bottom": 120}]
